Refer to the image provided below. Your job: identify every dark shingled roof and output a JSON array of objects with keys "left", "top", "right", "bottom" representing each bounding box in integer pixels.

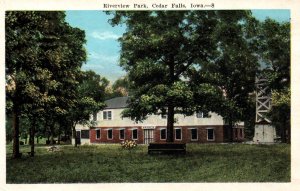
[{"left": 104, "top": 96, "right": 129, "bottom": 109}]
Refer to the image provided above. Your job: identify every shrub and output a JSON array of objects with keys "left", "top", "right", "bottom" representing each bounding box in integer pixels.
[{"left": 120, "top": 140, "right": 137, "bottom": 150}]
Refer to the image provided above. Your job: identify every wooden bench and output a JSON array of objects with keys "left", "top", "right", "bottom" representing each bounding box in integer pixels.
[{"left": 148, "top": 143, "right": 186, "bottom": 155}]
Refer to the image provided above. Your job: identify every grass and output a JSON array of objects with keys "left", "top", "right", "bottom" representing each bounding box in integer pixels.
[{"left": 6, "top": 143, "right": 290, "bottom": 183}]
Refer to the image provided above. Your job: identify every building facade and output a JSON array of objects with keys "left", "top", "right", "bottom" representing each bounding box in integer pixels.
[{"left": 73, "top": 97, "right": 244, "bottom": 145}]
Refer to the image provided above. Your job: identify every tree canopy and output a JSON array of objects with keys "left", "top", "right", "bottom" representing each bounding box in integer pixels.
[
  {"left": 5, "top": 10, "right": 290, "bottom": 152},
  {"left": 257, "top": 19, "right": 290, "bottom": 143},
  {"left": 190, "top": 11, "right": 259, "bottom": 140},
  {"left": 108, "top": 10, "right": 259, "bottom": 142},
  {"left": 66, "top": 70, "right": 107, "bottom": 146},
  {"left": 5, "top": 11, "right": 90, "bottom": 157}
]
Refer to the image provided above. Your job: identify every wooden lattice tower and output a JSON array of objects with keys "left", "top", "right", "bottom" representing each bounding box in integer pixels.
[
  {"left": 253, "top": 75, "right": 276, "bottom": 143},
  {"left": 255, "top": 76, "right": 271, "bottom": 123}
]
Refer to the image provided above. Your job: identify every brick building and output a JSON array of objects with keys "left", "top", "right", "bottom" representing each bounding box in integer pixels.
[{"left": 73, "top": 97, "right": 244, "bottom": 145}]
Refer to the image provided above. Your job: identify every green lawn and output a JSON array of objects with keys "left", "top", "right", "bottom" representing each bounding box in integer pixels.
[{"left": 6, "top": 143, "right": 290, "bottom": 183}]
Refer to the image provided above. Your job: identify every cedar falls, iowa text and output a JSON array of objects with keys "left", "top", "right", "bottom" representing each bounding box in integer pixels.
[{"left": 103, "top": 3, "right": 215, "bottom": 9}]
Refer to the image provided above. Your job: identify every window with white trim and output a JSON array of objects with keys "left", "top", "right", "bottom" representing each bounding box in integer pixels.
[
  {"left": 103, "top": 111, "right": 112, "bottom": 120},
  {"left": 160, "top": 128, "right": 166, "bottom": 140},
  {"left": 119, "top": 129, "right": 125, "bottom": 140},
  {"left": 175, "top": 128, "right": 182, "bottom": 140},
  {"left": 107, "top": 129, "right": 113, "bottom": 140},
  {"left": 191, "top": 128, "right": 198, "bottom": 141},
  {"left": 96, "top": 129, "right": 101, "bottom": 139},
  {"left": 196, "top": 112, "right": 203, "bottom": 118},
  {"left": 196, "top": 111, "right": 210, "bottom": 118},
  {"left": 132, "top": 129, "right": 138, "bottom": 140},
  {"left": 207, "top": 128, "right": 215, "bottom": 141}
]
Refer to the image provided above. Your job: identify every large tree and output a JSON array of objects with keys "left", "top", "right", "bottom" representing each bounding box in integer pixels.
[
  {"left": 109, "top": 11, "right": 232, "bottom": 142},
  {"left": 257, "top": 19, "right": 290, "bottom": 143},
  {"left": 5, "top": 11, "right": 87, "bottom": 157},
  {"left": 269, "top": 87, "right": 290, "bottom": 143},
  {"left": 39, "top": 13, "right": 87, "bottom": 145},
  {"left": 105, "top": 75, "right": 131, "bottom": 99},
  {"left": 258, "top": 19, "right": 290, "bottom": 90},
  {"left": 191, "top": 11, "right": 259, "bottom": 140},
  {"left": 6, "top": 12, "right": 53, "bottom": 158},
  {"left": 109, "top": 11, "right": 261, "bottom": 142},
  {"left": 66, "top": 70, "right": 107, "bottom": 147}
]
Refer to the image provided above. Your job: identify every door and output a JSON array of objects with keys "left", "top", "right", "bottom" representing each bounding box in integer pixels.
[
  {"left": 76, "top": 130, "right": 81, "bottom": 145},
  {"left": 143, "top": 129, "right": 154, "bottom": 144}
]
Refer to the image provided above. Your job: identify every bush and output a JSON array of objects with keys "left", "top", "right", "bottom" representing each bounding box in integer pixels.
[{"left": 120, "top": 140, "right": 137, "bottom": 150}]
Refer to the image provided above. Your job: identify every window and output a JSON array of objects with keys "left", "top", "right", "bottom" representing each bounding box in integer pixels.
[
  {"left": 132, "top": 129, "right": 138, "bottom": 140},
  {"left": 107, "top": 129, "right": 113, "bottom": 139},
  {"left": 96, "top": 129, "right": 101, "bottom": 139},
  {"left": 160, "top": 128, "right": 166, "bottom": 140},
  {"left": 175, "top": 128, "right": 182, "bottom": 140},
  {"left": 196, "top": 111, "right": 210, "bottom": 118},
  {"left": 207, "top": 128, "right": 215, "bottom": 141},
  {"left": 93, "top": 112, "right": 97, "bottom": 121},
  {"left": 191, "top": 128, "right": 198, "bottom": 141},
  {"left": 81, "top": 130, "right": 89, "bottom": 139},
  {"left": 119, "top": 129, "right": 125, "bottom": 140},
  {"left": 103, "top": 111, "right": 112, "bottom": 120},
  {"left": 203, "top": 112, "right": 210, "bottom": 118},
  {"left": 161, "top": 114, "right": 167, "bottom": 119},
  {"left": 196, "top": 112, "right": 203, "bottom": 118}
]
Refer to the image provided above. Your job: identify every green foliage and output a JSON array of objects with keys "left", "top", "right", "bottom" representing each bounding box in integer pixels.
[
  {"left": 6, "top": 144, "right": 290, "bottom": 183},
  {"left": 109, "top": 11, "right": 259, "bottom": 141},
  {"left": 109, "top": 11, "right": 221, "bottom": 126},
  {"left": 194, "top": 11, "right": 258, "bottom": 131},
  {"left": 105, "top": 76, "right": 131, "bottom": 99},
  {"left": 257, "top": 19, "right": 290, "bottom": 91},
  {"left": 112, "top": 75, "right": 131, "bottom": 95},
  {"left": 269, "top": 87, "right": 290, "bottom": 142},
  {"left": 66, "top": 70, "right": 107, "bottom": 128},
  {"left": 272, "top": 88, "right": 290, "bottom": 107},
  {"left": 257, "top": 19, "right": 290, "bottom": 142},
  {"left": 5, "top": 11, "right": 88, "bottom": 154}
]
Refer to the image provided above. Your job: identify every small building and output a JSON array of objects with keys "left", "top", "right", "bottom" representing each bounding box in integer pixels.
[{"left": 73, "top": 97, "right": 244, "bottom": 145}]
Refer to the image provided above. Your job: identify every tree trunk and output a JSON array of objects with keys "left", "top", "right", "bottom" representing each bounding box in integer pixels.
[
  {"left": 226, "top": 109, "right": 235, "bottom": 142},
  {"left": 29, "top": 117, "right": 36, "bottom": 157},
  {"left": 281, "top": 115, "right": 287, "bottom": 143},
  {"left": 58, "top": 126, "right": 61, "bottom": 144},
  {"left": 281, "top": 124, "right": 287, "bottom": 143},
  {"left": 58, "top": 133, "right": 61, "bottom": 144},
  {"left": 281, "top": 127, "right": 286, "bottom": 143},
  {"left": 166, "top": 105, "right": 175, "bottom": 142},
  {"left": 50, "top": 124, "right": 54, "bottom": 145},
  {"left": 228, "top": 118, "right": 233, "bottom": 142},
  {"left": 36, "top": 137, "right": 39, "bottom": 144},
  {"left": 72, "top": 125, "right": 77, "bottom": 147},
  {"left": 166, "top": 58, "right": 175, "bottom": 143},
  {"left": 12, "top": 105, "right": 21, "bottom": 159}
]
